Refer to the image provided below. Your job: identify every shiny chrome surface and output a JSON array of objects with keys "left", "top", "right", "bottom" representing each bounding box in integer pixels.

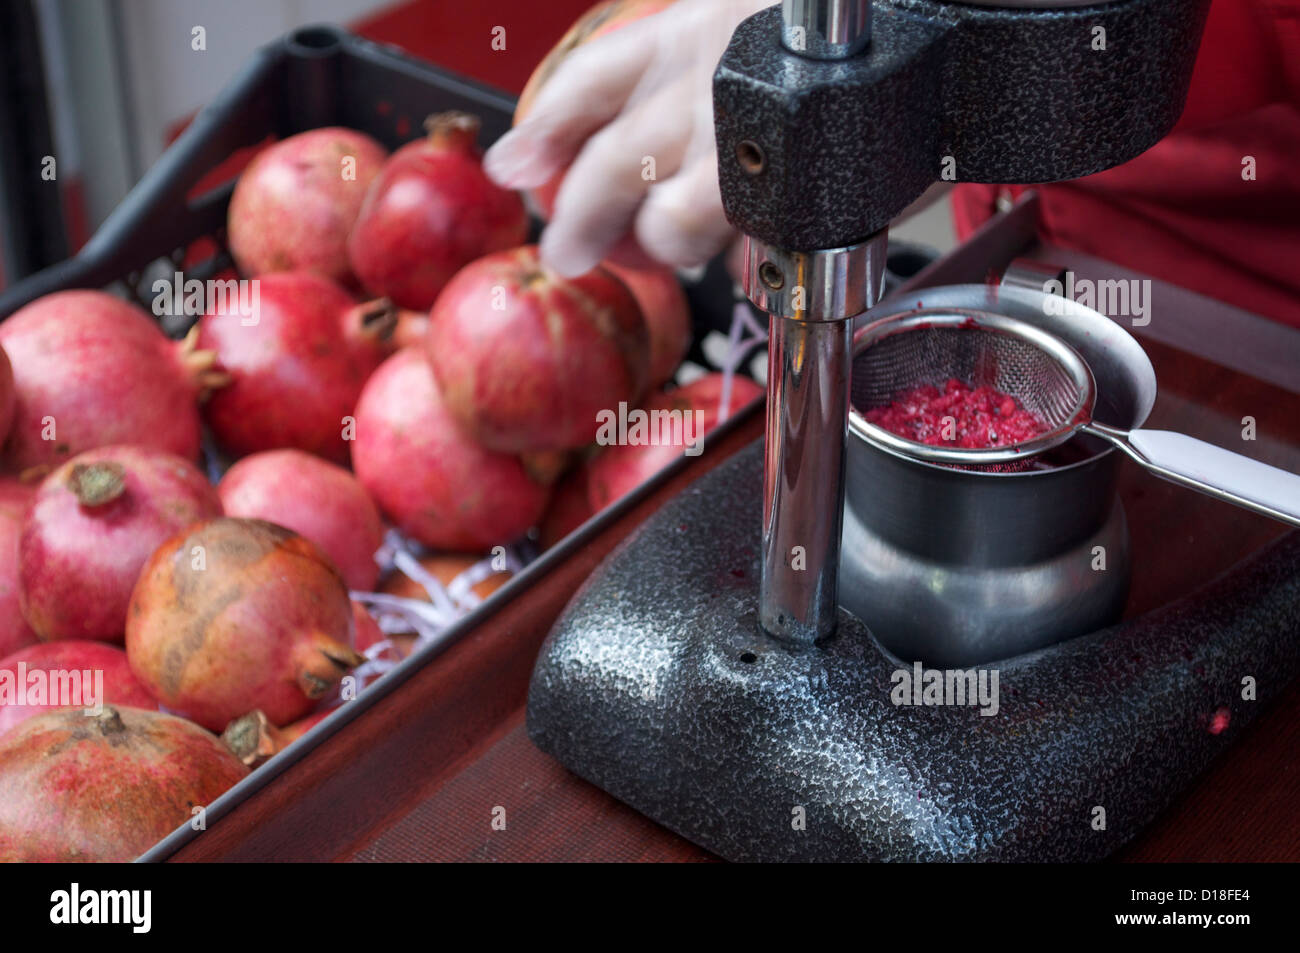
[
  {"left": 841, "top": 499, "right": 1131, "bottom": 668},
  {"left": 781, "top": 0, "right": 872, "bottom": 60},
  {"left": 841, "top": 284, "right": 1156, "bottom": 665},
  {"left": 749, "top": 4, "right": 885, "bottom": 643},
  {"left": 743, "top": 232, "right": 889, "bottom": 321},
  {"left": 752, "top": 231, "right": 888, "bottom": 644},
  {"left": 760, "top": 315, "right": 853, "bottom": 642},
  {"left": 1000, "top": 257, "right": 1068, "bottom": 294},
  {"left": 1083, "top": 422, "right": 1300, "bottom": 528}
]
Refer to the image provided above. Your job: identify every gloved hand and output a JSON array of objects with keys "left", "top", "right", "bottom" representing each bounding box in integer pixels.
[{"left": 484, "top": 0, "right": 770, "bottom": 277}]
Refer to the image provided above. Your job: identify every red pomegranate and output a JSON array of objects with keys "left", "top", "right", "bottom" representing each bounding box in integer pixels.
[
  {"left": 351, "top": 601, "right": 385, "bottom": 652},
  {"left": 0, "top": 343, "right": 15, "bottom": 444},
  {"left": 0, "top": 478, "right": 35, "bottom": 514},
  {"left": 218, "top": 449, "right": 383, "bottom": 591},
  {"left": 227, "top": 127, "right": 388, "bottom": 283},
  {"left": 220, "top": 707, "right": 334, "bottom": 767},
  {"left": 280, "top": 709, "right": 332, "bottom": 743},
  {"left": 515, "top": 1, "right": 677, "bottom": 219},
  {"left": 672, "top": 371, "right": 765, "bottom": 430},
  {"left": 348, "top": 112, "right": 528, "bottom": 311},
  {"left": 344, "top": 302, "right": 427, "bottom": 353},
  {"left": 220, "top": 709, "right": 286, "bottom": 767},
  {"left": 393, "top": 308, "right": 430, "bottom": 349},
  {"left": 198, "top": 271, "right": 392, "bottom": 462},
  {"left": 604, "top": 262, "right": 691, "bottom": 388},
  {"left": 352, "top": 349, "right": 550, "bottom": 550},
  {"left": 0, "top": 706, "right": 246, "bottom": 862},
  {"left": 340, "top": 296, "right": 402, "bottom": 354},
  {"left": 520, "top": 448, "right": 573, "bottom": 487},
  {"left": 350, "top": 598, "right": 415, "bottom": 661},
  {"left": 126, "top": 517, "right": 364, "bottom": 732},
  {"left": 0, "top": 480, "right": 36, "bottom": 658},
  {"left": 0, "top": 291, "right": 212, "bottom": 472},
  {"left": 539, "top": 467, "right": 594, "bottom": 549},
  {"left": 0, "top": 641, "right": 157, "bottom": 740},
  {"left": 19, "top": 445, "right": 221, "bottom": 643},
  {"left": 586, "top": 372, "right": 763, "bottom": 509},
  {"left": 426, "top": 246, "right": 650, "bottom": 453}
]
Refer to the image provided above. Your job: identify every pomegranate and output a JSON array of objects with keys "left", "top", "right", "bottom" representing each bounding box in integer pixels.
[
  {"left": 126, "top": 517, "right": 365, "bottom": 732},
  {"left": 198, "top": 271, "right": 393, "bottom": 462},
  {"left": 0, "top": 480, "right": 36, "bottom": 657},
  {"left": 515, "top": 1, "right": 677, "bottom": 219},
  {"left": 0, "top": 706, "right": 246, "bottom": 862},
  {"left": 380, "top": 553, "right": 513, "bottom": 603},
  {"left": 351, "top": 600, "right": 385, "bottom": 652},
  {"left": 221, "top": 709, "right": 287, "bottom": 767},
  {"left": 0, "top": 343, "right": 14, "bottom": 444},
  {"left": 227, "top": 127, "right": 388, "bottom": 283},
  {"left": 221, "top": 708, "right": 333, "bottom": 768},
  {"left": 0, "top": 478, "right": 35, "bottom": 512},
  {"left": 341, "top": 299, "right": 434, "bottom": 356},
  {"left": 19, "top": 445, "right": 221, "bottom": 643},
  {"left": 587, "top": 372, "right": 763, "bottom": 509},
  {"left": 426, "top": 246, "right": 650, "bottom": 453},
  {"left": 604, "top": 262, "right": 692, "bottom": 388},
  {"left": 0, "top": 291, "right": 212, "bottom": 472},
  {"left": 280, "top": 709, "right": 332, "bottom": 744},
  {"left": 0, "top": 641, "right": 156, "bottom": 740},
  {"left": 218, "top": 449, "right": 383, "bottom": 590},
  {"left": 348, "top": 112, "right": 528, "bottom": 311},
  {"left": 540, "top": 468, "right": 594, "bottom": 548},
  {"left": 352, "top": 349, "right": 549, "bottom": 550},
  {"left": 341, "top": 296, "right": 402, "bottom": 353},
  {"left": 393, "top": 308, "right": 430, "bottom": 349},
  {"left": 350, "top": 600, "right": 414, "bottom": 661},
  {"left": 520, "top": 448, "right": 573, "bottom": 487}
]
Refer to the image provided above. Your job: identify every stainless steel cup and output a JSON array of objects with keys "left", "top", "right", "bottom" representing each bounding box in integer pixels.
[{"left": 840, "top": 283, "right": 1157, "bottom": 666}]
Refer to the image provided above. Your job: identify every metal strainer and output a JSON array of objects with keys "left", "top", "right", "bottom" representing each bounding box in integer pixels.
[{"left": 851, "top": 308, "right": 1300, "bottom": 527}]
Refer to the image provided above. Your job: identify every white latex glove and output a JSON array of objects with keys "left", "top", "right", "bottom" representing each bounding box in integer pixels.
[{"left": 484, "top": 0, "right": 771, "bottom": 277}]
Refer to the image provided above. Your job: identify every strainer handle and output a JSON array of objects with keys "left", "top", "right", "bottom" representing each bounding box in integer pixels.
[{"left": 1088, "top": 425, "right": 1300, "bottom": 528}]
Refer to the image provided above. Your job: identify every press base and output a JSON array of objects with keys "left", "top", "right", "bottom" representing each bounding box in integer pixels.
[{"left": 527, "top": 441, "right": 1300, "bottom": 861}]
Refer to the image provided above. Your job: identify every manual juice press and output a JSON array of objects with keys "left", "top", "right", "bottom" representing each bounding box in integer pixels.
[{"left": 527, "top": 0, "right": 1300, "bottom": 861}]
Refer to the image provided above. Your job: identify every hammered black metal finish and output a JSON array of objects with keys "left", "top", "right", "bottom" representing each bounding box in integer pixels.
[
  {"left": 528, "top": 443, "right": 1300, "bottom": 861},
  {"left": 714, "top": 0, "right": 1211, "bottom": 249}
]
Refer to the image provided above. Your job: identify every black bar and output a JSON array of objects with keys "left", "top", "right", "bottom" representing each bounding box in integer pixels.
[{"left": 0, "top": 0, "right": 68, "bottom": 285}]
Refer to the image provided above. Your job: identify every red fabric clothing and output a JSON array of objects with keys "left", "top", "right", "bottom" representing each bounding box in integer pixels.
[{"left": 951, "top": 0, "right": 1300, "bottom": 328}]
